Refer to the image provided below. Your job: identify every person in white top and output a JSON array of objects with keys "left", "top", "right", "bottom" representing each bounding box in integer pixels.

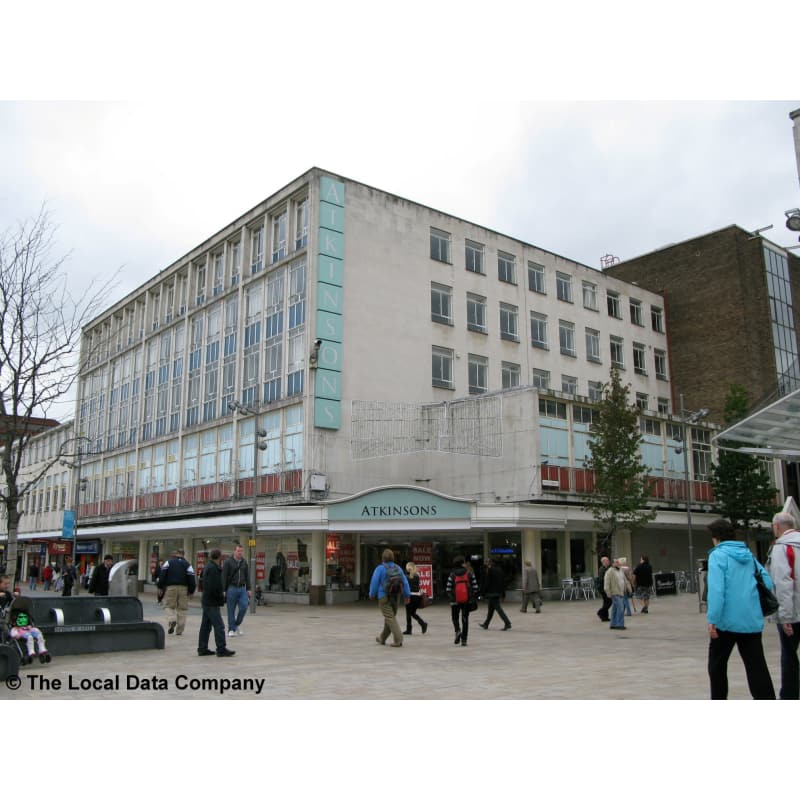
[{"left": 766, "top": 511, "right": 800, "bottom": 699}]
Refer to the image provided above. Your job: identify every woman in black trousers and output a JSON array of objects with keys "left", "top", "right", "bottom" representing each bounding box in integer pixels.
[{"left": 403, "top": 563, "right": 428, "bottom": 634}]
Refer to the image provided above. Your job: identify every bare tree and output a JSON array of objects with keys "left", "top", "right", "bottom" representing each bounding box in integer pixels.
[{"left": 1, "top": 207, "right": 115, "bottom": 584}]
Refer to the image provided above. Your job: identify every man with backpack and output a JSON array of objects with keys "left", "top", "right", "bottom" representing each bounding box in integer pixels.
[
  {"left": 447, "top": 555, "right": 479, "bottom": 646},
  {"left": 368, "top": 549, "right": 410, "bottom": 647}
]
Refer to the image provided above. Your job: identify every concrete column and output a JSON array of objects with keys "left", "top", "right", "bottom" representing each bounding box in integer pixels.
[
  {"left": 557, "top": 530, "right": 570, "bottom": 581},
  {"left": 137, "top": 537, "right": 148, "bottom": 585},
  {"left": 309, "top": 529, "right": 325, "bottom": 605},
  {"left": 521, "top": 528, "right": 541, "bottom": 572}
]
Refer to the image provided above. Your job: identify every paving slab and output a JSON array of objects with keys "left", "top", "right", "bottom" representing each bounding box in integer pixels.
[{"left": 1, "top": 590, "right": 785, "bottom": 700}]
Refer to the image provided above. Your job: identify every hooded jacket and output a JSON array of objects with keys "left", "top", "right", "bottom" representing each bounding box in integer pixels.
[
  {"left": 707, "top": 540, "right": 772, "bottom": 633},
  {"left": 766, "top": 528, "right": 800, "bottom": 624}
]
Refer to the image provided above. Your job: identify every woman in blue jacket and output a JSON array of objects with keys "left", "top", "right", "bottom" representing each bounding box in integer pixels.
[{"left": 706, "top": 518, "right": 775, "bottom": 699}]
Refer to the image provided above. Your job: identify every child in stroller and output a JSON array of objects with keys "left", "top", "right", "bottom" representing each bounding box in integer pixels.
[{"left": 0, "top": 575, "right": 52, "bottom": 665}]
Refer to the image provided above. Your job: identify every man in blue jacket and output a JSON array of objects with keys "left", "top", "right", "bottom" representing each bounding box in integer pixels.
[
  {"left": 368, "top": 549, "right": 410, "bottom": 647},
  {"left": 706, "top": 518, "right": 775, "bottom": 700},
  {"left": 157, "top": 548, "right": 196, "bottom": 636}
]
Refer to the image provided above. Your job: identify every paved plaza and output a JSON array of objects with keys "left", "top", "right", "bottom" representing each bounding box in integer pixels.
[{"left": 2, "top": 588, "right": 785, "bottom": 700}]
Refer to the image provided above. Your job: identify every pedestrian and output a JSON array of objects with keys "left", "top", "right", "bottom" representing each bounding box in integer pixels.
[
  {"left": 596, "top": 556, "right": 612, "bottom": 622},
  {"left": 197, "top": 548, "right": 236, "bottom": 658},
  {"left": 42, "top": 563, "right": 53, "bottom": 591},
  {"left": 765, "top": 511, "right": 800, "bottom": 699},
  {"left": 28, "top": 562, "right": 39, "bottom": 591},
  {"left": 403, "top": 562, "right": 428, "bottom": 635},
  {"left": 618, "top": 557, "right": 636, "bottom": 615},
  {"left": 633, "top": 554, "right": 653, "bottom": 614},
  {"left": 61, "top": 557, "right": 77, "bottom": 597},
  {"left": 222, "top": 544, "right": 251, "bottom": 638},
  {"left": 88, "top": 554, "right": 114, "bottom": 596},
  {"left": 447, "top": 555, "right": 479, "bottom": 646},
  {"left": 706, "top": 518, "right": 775, "bottom": 700},
  {"left": 156, "top": 548, "right": 196, "bottom": 636},
  {"left": 478, "top": 557, "right": 511, "bottom": 631},
  {"left": 368, "top": 548, "right": 410, "bottom": 647},
  {"left": 604, "top": 557, "right": 632, "bottom": 630},
  {"left": 520, "top": 559, "right": 542, "bottom": 613}
]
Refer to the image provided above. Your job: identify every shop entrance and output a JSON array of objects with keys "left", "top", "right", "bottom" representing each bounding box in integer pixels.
[{"left": 360, "top": 533, "right": 484, "bottom": 600}]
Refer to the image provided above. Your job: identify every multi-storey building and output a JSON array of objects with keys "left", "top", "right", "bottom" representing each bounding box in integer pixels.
[
  {"left": 604, "top": 225, "right": 800, "bottom": 505},
  {"left": 4, "top": 169, "right": 730, "bottom": 600}
]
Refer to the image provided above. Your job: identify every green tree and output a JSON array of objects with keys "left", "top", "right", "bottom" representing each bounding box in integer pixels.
[
  {"left": 584, "top": 366, "right": 656, "bottom": 555},
  {"left": 710, "top": 384, "right": 779, "bottom": 534}
]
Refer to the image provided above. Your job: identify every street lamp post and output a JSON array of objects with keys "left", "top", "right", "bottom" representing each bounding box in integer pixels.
[
  {"left": 229, "top": 400, "right": 267, "bottom": 615},
  {"left": 59, "top": 436, "right": 96, "bottom": 590},
  {"left": 677, "top": 394, "right": 709, "bottom": 601}
]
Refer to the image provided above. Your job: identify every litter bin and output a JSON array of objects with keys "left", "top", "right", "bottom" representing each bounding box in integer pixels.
[{"left": 109, "top": 560, "right": 139, "bottom": 596}]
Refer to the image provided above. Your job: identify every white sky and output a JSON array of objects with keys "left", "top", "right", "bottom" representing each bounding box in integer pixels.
[{"left": 3, "top": 0, "right": 797, "bottom": 773}]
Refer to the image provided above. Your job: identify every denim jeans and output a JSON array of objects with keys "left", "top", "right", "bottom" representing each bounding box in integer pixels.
[
  {"left": 610, "top": 595, "right": 625, "bottom": 628},
  {"left": 777, "top": 622, "right": 800, "bottom": 700},
  {"left": 226, "top": 586, "right": 249, "bottom": 632}
]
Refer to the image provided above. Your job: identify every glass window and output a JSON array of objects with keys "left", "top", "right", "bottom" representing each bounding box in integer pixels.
[
  {"left": 635, "top": 393, "right": 648, "bottom": 410},
  {"left": 530, "top": 312, "right": 548, "bottom": 349},
  {"left": 658, "top": 397, "right": 670, "bottom": 415},
  {"left": 498, "top": 251, "right": 516, "bottom": 284},
  {"left": 655, "top": 349, "right": 668, "bottom": 380},
  {"left": 432, "top": 346, "right": 454, "bottom": 389},
  {"left": 295, "top": 198, "right": 308, "bottom": 249},
  {"left": 573, "top": 405, "right": 594, "bottom": 424},
  {"left": 532, "top": 369, "right": 550, "bottom": 390},
  {"left": 556, "top": 272, "right": 572, "bottom": 303},
  {"left": 465, "top": 240, "right": 484, "bottom": 274},
  {"left": 610, "top": 335, "right": 624, "bottom": 367},
  {"left": 559, "top": 320, "right": 576, "bottom": 357},
  {"left": 502, "top": 362, "right": 520, "bottom": 389},
  {"left": 607, "top": 290, "right": 621, "bottom": 319},
  {"left": 630, "top": 298, "right": 644, "bottom": 326},
  {"left": 640, "top": 417, "right": 661, "bottom": 435},
  {"left": 467, "top": 293, "right": 487, "bottom": 333},
  {"left": 250, "top": 226, "right": 264, "bottom": 275},
  {"left": 272, "top": 210, "right": 288, "bottom": 263},
  {"left": 582, "top": 281, "right": 598, "bottom": 310},
  {"left": 468, "top": 354, "right": 488, "bottom": 395},
  {"left": 431, "top": 283, "right": 453, "bottom": 325},
  {"left": 651, "top": 306, "right": 664, "bottom": 333},
  {"left": 588, "top": 381, "right": 603, "bottom": 402},
  {"left": 561, "top": 375, "right": 577, "bottom": 394},
  {"left": 430, "top": 228, "right": 451, "bottom": 263},
  {"left": 539, "top": 398, "right": 567, "bottom": 419},
  {"left": 528, "top": 262, "right": 545, "bottom": 294},
  {"left": 500, "top": 303, "right": 519, "bottom": 342},
  {"left": 633, "top": 342, "right": 647, "bottom": 375},
  {"left": 585, "top": 328, "right": 601, "bottom": 363}
]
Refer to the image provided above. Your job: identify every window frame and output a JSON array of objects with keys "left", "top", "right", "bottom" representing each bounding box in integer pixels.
[
  {"left": 607, "top": 290, "right": 621, "bottom": 319},
  {"left": 467, "top": 293, "right": 487, "bottom": 334},
  {"left": 431, "top": 283, "right": 453, "bottom": 326},
  {"left": 432, "top": 346, "right": 454, "bottom": 389},
  {"left": 527, "top": 261, "right": 546, "bottom": 294},
  {"left": 465, "top": 240, "right": 485, "bottom": 274},
  {"left": 468, "top": 353, "right": 489, "bottom": 395},
  {"left": 556, "top": 271, "right": 573, "bottom": 303},
  {"left": 498, "top": 251, "right": 516, "bottom": 284},
  {"left": 430, "top": 228, "right": 451, "bottom": 264},
  {"left": 530, "top": 312, "right": 548, "bottom": 350},
  {"left": 499, "top": 302, "right": 519, "bottom": 342}
]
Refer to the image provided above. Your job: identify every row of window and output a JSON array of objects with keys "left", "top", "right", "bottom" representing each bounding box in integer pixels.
[
  {"left": 431, "top": 346, "right": 671, "bottom": 410},
  {"left": 433, "top": 287, "right": 669, "bottom": 378},
  {"left": 431, "top": 229, "right": 665, "bottom": 332}
]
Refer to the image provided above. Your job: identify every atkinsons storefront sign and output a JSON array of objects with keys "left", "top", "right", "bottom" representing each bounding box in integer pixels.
[{"left": 326, "top": 487, "right": 473, "bottom": 529}]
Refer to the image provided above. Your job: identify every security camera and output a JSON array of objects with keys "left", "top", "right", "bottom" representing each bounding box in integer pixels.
[
  {"left": 314, "top": 338, "right": 322, "bottom": 349},
  {"left": 786, "top": 209, "right": 800, "bottom": 233}
]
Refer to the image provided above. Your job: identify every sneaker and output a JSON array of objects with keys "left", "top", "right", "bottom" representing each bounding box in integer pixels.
[
  {"left": 197, "top": 649, "right": 215, "bottom": 656},
  {"left": 217, "top": 648, "right": 236, "bottom": 657},
  {"left": 228, "top": 630, "right": 238, "bottom": 637},
  {"left": 236, "top": 627, "right": 244, "bottom": 636},
  {"left": 168, "top": 621, "right": 176, "bottom": 635}
]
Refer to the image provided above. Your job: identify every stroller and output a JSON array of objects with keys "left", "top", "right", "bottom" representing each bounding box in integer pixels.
[{"left": 0, "top": 595, "right": 52, "bottom": 666}]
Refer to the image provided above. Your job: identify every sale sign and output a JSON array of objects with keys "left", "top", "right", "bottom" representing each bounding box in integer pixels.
[{"left": 417, "top": 564, "right": 433, "bottom": 598}]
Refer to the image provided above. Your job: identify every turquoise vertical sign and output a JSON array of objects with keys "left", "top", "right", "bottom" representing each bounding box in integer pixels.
[{"left": 315, "top": 176, "right": 344, "bottom": 429}]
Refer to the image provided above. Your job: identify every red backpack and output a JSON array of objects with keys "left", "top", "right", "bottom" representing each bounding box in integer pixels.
[{"left": 454, "top": 572, "right": 470, "bottom": 604}]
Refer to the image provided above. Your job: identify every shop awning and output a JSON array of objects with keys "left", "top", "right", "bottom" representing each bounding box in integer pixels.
[{"left": 712, "top": 386, "right": 800, "bottom": 459}]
